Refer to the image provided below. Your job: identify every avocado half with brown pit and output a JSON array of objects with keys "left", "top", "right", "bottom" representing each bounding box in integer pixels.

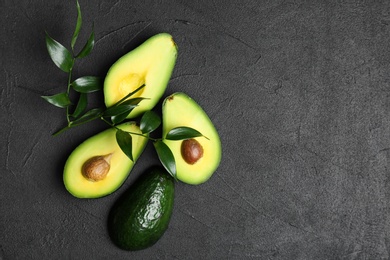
[
  {"left": 104, "top": 33, "right": 178, "bottom": 118},
  {"left": 63, "top": 122, "right": 148, "bottom": 198},
  {"left": 162, "top": 93, "right": 222, "bottom": 185}
]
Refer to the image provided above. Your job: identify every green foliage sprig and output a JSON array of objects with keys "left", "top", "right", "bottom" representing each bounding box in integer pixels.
[
  {"left": 42, "top": 0, "right": 99, "bottom": 133},
  {"left": 41, "top": 1, "right": 207, "bottom": 179}
]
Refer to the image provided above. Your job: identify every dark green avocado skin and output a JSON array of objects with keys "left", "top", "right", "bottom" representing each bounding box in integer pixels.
[{"left": 108, "top": 166, "right": 175, "bottom": 251}]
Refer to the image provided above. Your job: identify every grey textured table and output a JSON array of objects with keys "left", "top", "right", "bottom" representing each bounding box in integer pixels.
[{"left": 1, "top": 1, "right": 389, "bottom": 259}]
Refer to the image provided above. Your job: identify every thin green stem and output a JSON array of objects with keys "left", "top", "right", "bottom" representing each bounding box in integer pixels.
[
  {"left": 52, "top": 125, "right": 71, "bottom": 136},
  {"left": 100, "top": 116, "right": 159, "bottom": 142},
  {"left": 100, "top": 117, "right": 114, "bottom": 127},
  {"left": 66, "top": 63, "right": 74, "bottom": 123},
  {"left": 70, "top": 115, "right": 101, "bottom": 128},
  {"left": 125, "top": 131, "right": 159, "bottom": 142}
]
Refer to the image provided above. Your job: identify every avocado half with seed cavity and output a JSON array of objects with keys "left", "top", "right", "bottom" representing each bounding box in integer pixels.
[
  {"left": 63, "top": 122, "right": 148, "bottom": 198},
  {"left": 162, "top": 92, "right": 222, "bottom": 185},
  {"left": 104, "top": 33, "right": 178, "bottom": 118}
]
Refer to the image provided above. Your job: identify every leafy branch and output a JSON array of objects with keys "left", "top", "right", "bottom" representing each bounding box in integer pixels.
[
  {"left": 42, "top": 0, "right": 99, "bottom": 128},
  {"left": 52, "top": 86, "right": 146, "bottom": 136},
  {"left": 41, "top": 1, "right": 208, "bottom": 179}
]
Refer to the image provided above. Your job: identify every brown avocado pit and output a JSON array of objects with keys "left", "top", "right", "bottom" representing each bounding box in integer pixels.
[
  {"left": 181, "top": 139, "right": 203, "bottom": 165},
  {"left": 82, "top": 153, "right": 113, "bottom": 182}
]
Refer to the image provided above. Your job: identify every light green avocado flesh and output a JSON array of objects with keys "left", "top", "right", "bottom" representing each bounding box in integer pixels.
[
  {"left": 162, "top": 93, "right": 222, "bottom": 185},
  {"left": 104, "top": 33, "right": 178, "bottom": 118},
  {"left": 63, "top": 122, "right": 148, "bottom": 198}
]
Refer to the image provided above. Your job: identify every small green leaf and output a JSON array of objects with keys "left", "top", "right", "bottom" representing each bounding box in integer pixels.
[
  {"left": 76, "top": 26, "right": 95, "bottom": 58},
  {"left": 110, "top": 104, "right": 138, "bottom": 124},
  {"left": 116, "top": 129, "right": 133, "bottom": 161},
  {"left": 70, "top": 108, "right": 103, "bottom": 126},
  {"left": 114, "top": 84, "right": 145, "bottom": 106},
  {"left": 111, "top": 112, "right": 130, "bottom": 125},
  {"left": 72, "top": 76, "right": 101, "bottom": 93},
  {"left": 71, "top": 93, "right": 87, "bottom": 118},
  {"left": 41, "top": 92, "right": 71, "bottom": 108},
  {"left": 120, "top": 97, "right": 148, "bottom": 106},
  {"left": 45, "top": 32, "right": 74, "bottom": 72},
  {"left": 71, "top": 0, "right": 82, "bottom": 51},
  {"left": 165, "top": 126, "right": 208, "bottom": 140},
  {"left": 103, "top": 104, "right": 136, "bottom": 117},
  {"left": 154, "top": 141, "right": 176, "bottom": 178},
  {"left": 140, "top": 111, "right": 161, "bottom": 134}
]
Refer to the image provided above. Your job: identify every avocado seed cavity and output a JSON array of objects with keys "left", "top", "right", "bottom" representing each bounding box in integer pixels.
[
  {"left": 119, "top": 73, "right": 145, "bottom": 97},
  {"left": 82, "top": 153, "right": 113, "bottom": 182},
  {"left": 181, "top": 139, "right": 203, "bottom": 165}
]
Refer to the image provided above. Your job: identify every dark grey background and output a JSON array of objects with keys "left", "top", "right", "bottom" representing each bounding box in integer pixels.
[{"left": 1, "top": 0, "right": 390, "bottom": 259}]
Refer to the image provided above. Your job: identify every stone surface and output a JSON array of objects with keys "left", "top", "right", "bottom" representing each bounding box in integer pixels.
[{"left": 1, "top": 0, "right": 389, "bottom": 259}]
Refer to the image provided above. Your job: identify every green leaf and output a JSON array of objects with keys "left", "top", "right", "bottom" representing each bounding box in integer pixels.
[
  {"left": 110, "top": 103, "right": 138, "bottom": 124},
  {"left": 70, "top": 108, "right": 103, "bottom": 126},
  {"left": 120, "top": 97, "right": 148, "bottom": 106},
  {"left": 116, "top": 129, "right": 133, "bottom": 161},
  {"left": 76, "top": 26, "right": 95, "bottom": 58},
  {"left": 140, "top": 111, "right": 161, "bottom": 134},
  {"left": 71, "top": 0, "right": 82, "bottom": 51},
  {"left": 114, "top": 84, "right": 145, "bottom": 106},
  {"left": 41, "top": 92, "right": 71, "bottom": 108},
  {"left": 72, "top": 76, "right": 101, "bottom": 93},
  {"left": 105, "top": 97, "right": 148, "bottom": 125},
  {"left": 154, "top": 141, "right": 176, "bottom": 179},
  {"left": 45, "top": 32, "right": 74, "bottom": 72},
  {"left": 103, "top": 104, "right": 136, "bottom": 117},
  {"left": 165, "top": 126, "right": 208, "bottom": 140},
  {"left": 71, "top": 93, "right": 87, "bottom": 118},
  {"left": 111, "top": 112, "right": 130, "bottom": 125}
]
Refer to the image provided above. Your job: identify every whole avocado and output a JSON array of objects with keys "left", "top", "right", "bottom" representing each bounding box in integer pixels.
[{"left": 108, "top": 166, "right": 175, "bottom": 251}]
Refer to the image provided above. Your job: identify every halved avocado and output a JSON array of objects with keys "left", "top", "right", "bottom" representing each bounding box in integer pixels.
[
  {"left": 162, "top": 93, "right": 222, "bottom": 185},
  {"left": 104, "top": 33, "right": 178, "bottom": 118},
  {"left": 63, "top": 122, "right": 148, "bottom": 198}
]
